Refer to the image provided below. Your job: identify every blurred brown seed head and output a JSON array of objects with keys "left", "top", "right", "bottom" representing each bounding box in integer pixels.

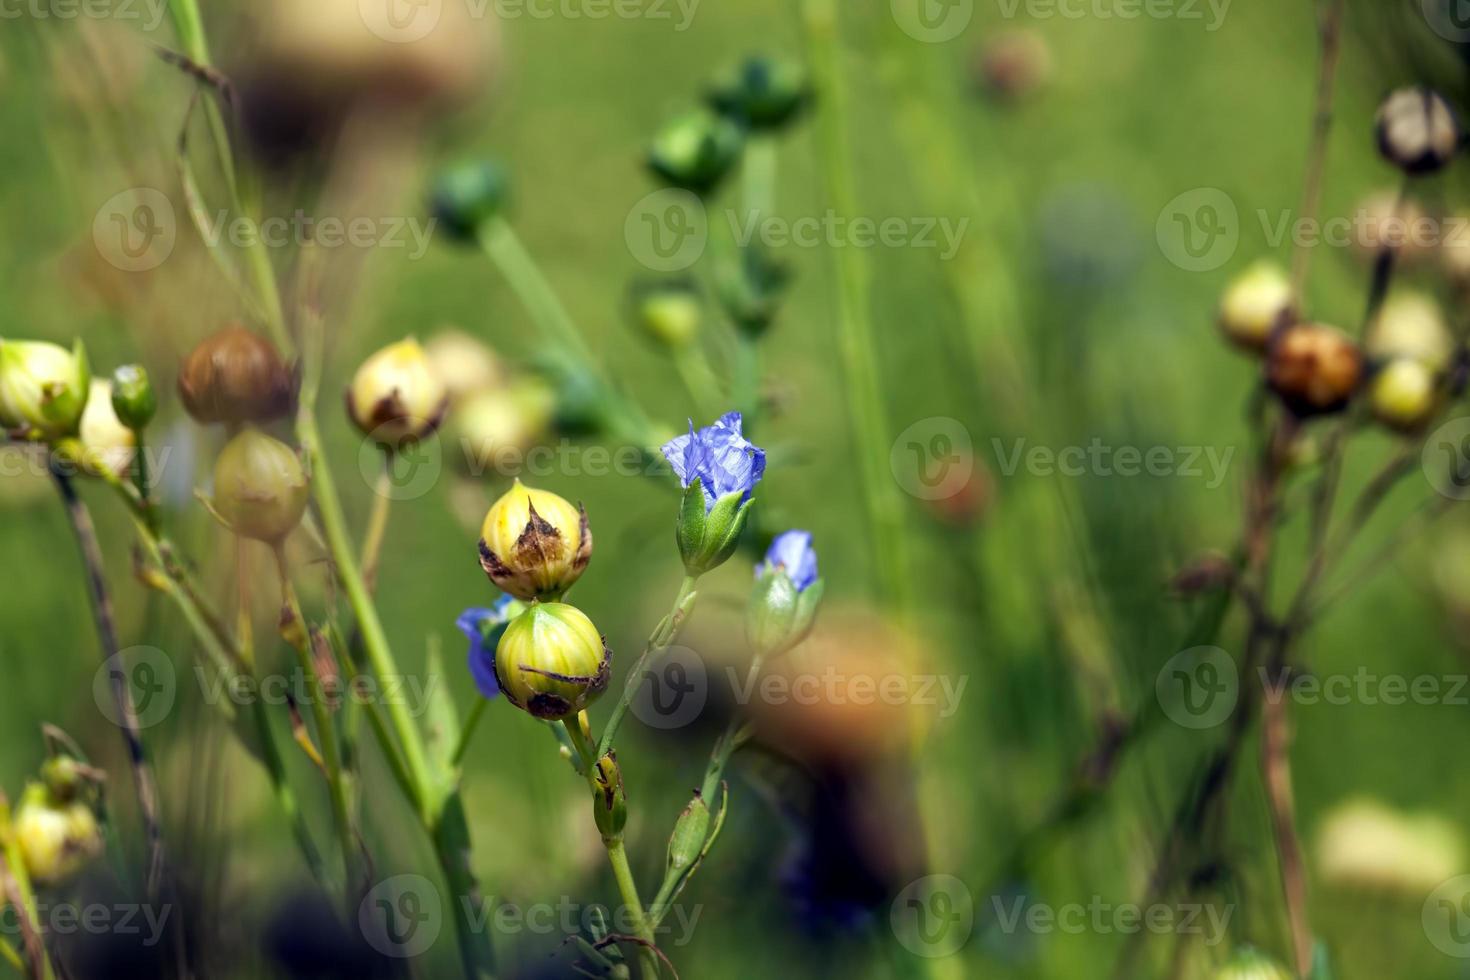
[
  {"left": 1265, "top": 322, "right": 1363, "bottom": 416},
  {"left": 1351, "top": 191, "right": 1429, "bottom": 264},
  {"left": 751, "top": 612, "right": 921, "bottom": 769},
  {"left": 972, "top": 30, "right": 1053, "bottom": 103},
  {"left": 179, "top": 326, "right": 296, "bottom": 426},
  {"left": 1376, "top": 86, "right": 1459, "bottom": 176}
]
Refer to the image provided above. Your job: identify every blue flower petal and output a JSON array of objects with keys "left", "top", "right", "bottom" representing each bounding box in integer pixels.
[
  {"left": 662, "top": 412, "right": 767, "bottom": 511},
  {"left": 457, "top": 598, "right": 515, "bottom": 700},
  {"left": 762, "top": 530, "right": 818, "bottom": 591}
]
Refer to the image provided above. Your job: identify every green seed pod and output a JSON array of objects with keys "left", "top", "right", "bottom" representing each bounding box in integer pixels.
[
  {"left": 110, "top": 364, "right": 157, "bottom": 431},
  {"left": 647, "top": 109, "right": 744, "bottom": 196},
  {"left": 432, "top": 161, "right": 511, "bottom": 242},
  {"left": 494, "top": 603, "right": 611, "bottom": 721},
  {"left": 666, "top": 793, "right": 711, "bottom": 874},
  {"left": 707, "top": 56, "right": 809, "bottom": 131},
  {"left": 1369, "top": 358, "right": 1439, "bottom": 433},
  {"left": 630, "top": 280, "right": 702, "bottom": 349},
  {"left": 209, "top": 427, "right": 310, "bottom": 543},
  {"left": 0, "top": 338, "right": 91, "bottom": 441},
  {"left": 591, "top": 752, "right": 628, "bottom": 841},
  {"left": 1211, "top": 947, "right": 1293, "bottom": 980}
]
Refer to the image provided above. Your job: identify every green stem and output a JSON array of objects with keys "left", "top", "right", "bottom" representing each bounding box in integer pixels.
[
  {"left": 273, "top": 546, "right": 357, "bottom": 892},
  {"left": 800, "top": 0, "right": 912, "bottom": 614},
  {"left": 248, "top": 696, "right": 326, "bottom": 883},
  {"left": 596, "top": 574, "right": 699, "bottom": 758},
  {"left": 360, "top": 461, "right": 394, "bottom": 594},
  {"left": 563, "top": 721, "right": 661, "bottom": 979},
  {"left": 452, "top": 699, "right": 489, "bottom": 768},
  {"left": 1, "top": 826, "right": 56, "bottom": 980}
]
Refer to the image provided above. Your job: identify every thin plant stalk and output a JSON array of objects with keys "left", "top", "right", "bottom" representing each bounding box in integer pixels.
[
  {"left": 1289, "top": 0, "right": 1346, "bottom": 306},
  {"left": 50, "top": 467, "right": 167, "bottom": 897},
  {"left": 360, "top": 459, "right": 394, "bottom": 593},
  {"left": 597, "top": 574, "right": 699, "bottom": 758}
]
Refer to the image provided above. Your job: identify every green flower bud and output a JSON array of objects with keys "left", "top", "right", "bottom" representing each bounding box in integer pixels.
[
  {"left": 717, "top": 244, "right": 791, "bottom": 337},
  {"left": 1211, "top": 947, "right": 1293, "bottom": 980},
  {"left": 666, "top": 793, "right": 711, "bottom": 875},
  {"left": 748, "top": 569, "right": 825, "bottom": 660},
  {"left": 591, "top": 752, "right": 628, "bottom": 841},
  {"left": 208, "top": 427, "right": 310, "bottom": 543},
  {"left": 647, "top": 109, "right": 744, "bottom": 196},
  {"left": 432, "top": 161, "right": 510, "bottom": 242},
  {"left": 1370, "top": 358, "right": 1439, "bottom": 433},
  {"left": 494, "top": 602, "right": 612, "bottom": 720},
  {"left": 630, "top": 280, "right": 702, "bottom": 349},
  {"left": 109, "top": 364, "right": 156, "bottom": 431},
  {"left": 12, "top": 782, "right": 103, "bottom": 887},
  {"left": 676, "top": 480, "right": 754, "bottom": 577},
  {"left": 0, "top": 338, "right": 91, "bottom": 441},
  {"left": 707, "top": 56, "right": 809, "bottom": 131}
]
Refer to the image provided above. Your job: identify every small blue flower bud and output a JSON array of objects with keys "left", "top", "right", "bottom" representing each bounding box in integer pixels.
[
  {"left": 457, "top": 595, "right": 522, "bottom": 699},
  {"left": 432, "top": 161, "right": 511, "bottom": 242},
  {"left": 661, "top": 412, "right": 766, "bottom": 575},
  {"left": 749, "top": 531, "right": 824, "bottom": 657}
]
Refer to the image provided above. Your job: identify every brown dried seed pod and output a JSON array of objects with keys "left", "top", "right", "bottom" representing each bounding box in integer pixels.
[
  {"left": 178, "top": 325, "right": 296, "bottom": 425},
  {"left": 1265, "top": 322, "right": 1364, "bottom": 416}
]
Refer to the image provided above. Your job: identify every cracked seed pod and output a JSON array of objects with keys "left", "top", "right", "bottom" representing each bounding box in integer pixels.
[
  {"left": 478, "top": 480, "right": 591, "bottom": 601},
  {"left": 347, "top": 338, "right": 450, "bottom": 449},
  {"left": 494, "top": 602, "right": 611, "bottom": 721},
  {"left": 1265, "top": 322, "right": 1363, "bottom": 416},
  {"left": 178, "top": 325, "right": 295, "bottom": 425},
  {"left": 1376, "top": 87, "right": 1459, "bottom": 176}
]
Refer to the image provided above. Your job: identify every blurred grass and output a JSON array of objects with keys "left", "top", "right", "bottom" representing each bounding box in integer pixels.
[{"left": 2, "top": 1, "right": 1470, "bottom": 977}]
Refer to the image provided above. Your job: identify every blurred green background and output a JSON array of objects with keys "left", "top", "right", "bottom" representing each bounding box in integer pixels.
[{"left": 2, "top": 0, "right": 1470, "bottom": 977}]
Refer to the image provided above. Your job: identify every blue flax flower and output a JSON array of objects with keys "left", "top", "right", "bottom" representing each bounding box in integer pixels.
[
  {"left": 660, "top": 411, "right": 766, "bottom": 511},
  {"left": 456, "top": 594, "right": 517, "bottom": 699},
  {"left": 760, "top": 530, "right": 818, "bottom": 592}
]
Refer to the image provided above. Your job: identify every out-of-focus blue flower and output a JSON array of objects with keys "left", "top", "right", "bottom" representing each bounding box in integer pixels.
[
  {"left": 760, "top": 530, "right": 818, "bottom": 592},
  {"left": 660, "top": 411, "right": 766, "bottom": 511},
  {"left": 457, "top": 594, "right": 517, "bottom": 699}
]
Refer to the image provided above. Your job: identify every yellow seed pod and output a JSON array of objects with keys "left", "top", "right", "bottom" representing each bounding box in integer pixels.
[
  {"left": 478, "top": 479, "right": 591, "bottom": 601},
  {"left": 78, "top": 379, "right": 137, "bottom": 478},
  {"left": 1369, "top": 358, "right": 1439, "bottom": 433},
  {"left": 494, "top": 602, "right": 611, "bottom": 720},
  {"left": 1217, "top": 261, "right": 1291, "bottom": 352},
  {"left": 1365, "top": 291, "right": 1453, "bottom": 373},
  {"left": 12, "top": 784, "right": 104, "bottom": 887},
  {"left": 347, "top": 338, "right": 450, "bottom": 448}
]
